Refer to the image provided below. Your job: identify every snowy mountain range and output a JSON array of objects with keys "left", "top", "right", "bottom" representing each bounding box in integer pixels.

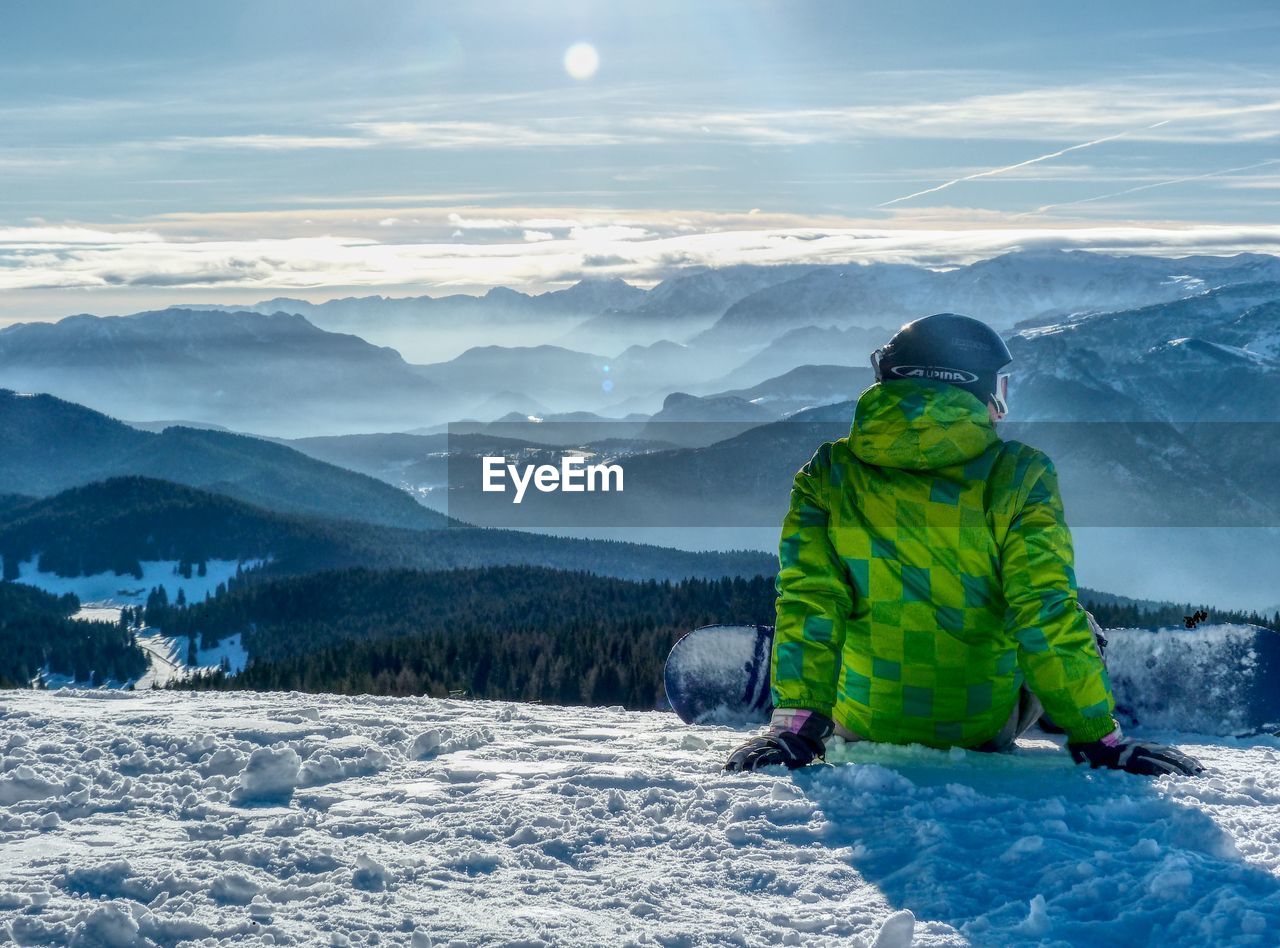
[
  {"left": 185, "top": 276, "right": 649, "bottom": 362},
  {"left": 0, "top": 309, "right": 451, "bottom": 436},
  {"left": 5, "top": 257, "right": 1278, "bottom": 535},
  {"left": 4, "top": 248, "right": 1280, "bottom": 609},
  {"left": 689, "top": 250, "right": 1280, "bottom": 348},
  {"left": 1010, "top": 282, "right": 1280, "bottom": 422},
  {"left": 4, "top": 251, "right": 1279, "bottom": 438}
]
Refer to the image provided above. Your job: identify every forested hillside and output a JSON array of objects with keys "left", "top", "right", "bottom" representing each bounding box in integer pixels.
[
  {"left": 1081, "top": 596, "right": 1280, "bottom": 632},
  {"left": 0, "top": 388, "right": 448, "bottom": 530},
  {"left": 0, "top": 477, "right": 775, "bottom": 583},
  {"left": 166, "top": 567, "right": 776, "bottom": 708},
  {"left": 0, "top": 583, "right": 146, "bottom": 687},
  {"left": 151, "top": 563, "right": 1278, "bottom": 711}
]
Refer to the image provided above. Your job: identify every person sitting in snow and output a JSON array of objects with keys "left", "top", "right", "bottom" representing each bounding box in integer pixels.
[{"left": 725, "top": 313, "right": 1204, "bottom": 777}]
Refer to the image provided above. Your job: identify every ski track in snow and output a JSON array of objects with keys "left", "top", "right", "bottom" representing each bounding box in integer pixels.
[{"left": 1, "top": 692, "right": 1278, "bottom": 947}]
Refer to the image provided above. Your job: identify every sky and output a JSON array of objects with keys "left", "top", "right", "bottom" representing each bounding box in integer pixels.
[{"left": 3, "top": 0, "right": 1280, "bottom": 322}]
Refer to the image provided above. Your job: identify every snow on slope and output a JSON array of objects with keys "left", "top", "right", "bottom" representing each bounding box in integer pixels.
[
  {"left": 7, "top": 559, "right": 262, "bottom": 608},
  {"left": 1, "top": 692, "right": 1278, "bottom": 946},
  {"left": 130, "top": 632, "right": 249, "bottom": 690}
]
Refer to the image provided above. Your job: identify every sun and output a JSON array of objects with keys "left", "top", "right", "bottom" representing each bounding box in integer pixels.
[{"left": 563, "top": 42, "right": 599, "bottom": 80}]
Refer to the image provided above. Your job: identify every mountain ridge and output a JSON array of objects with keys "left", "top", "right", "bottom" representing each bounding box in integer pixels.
[{"left": 0, "top": 389, "right": 449, "bottom": 529}]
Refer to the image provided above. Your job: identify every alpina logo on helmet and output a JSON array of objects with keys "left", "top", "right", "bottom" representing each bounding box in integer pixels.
[{"left": 889, "top": 365, "right": 979, "bottom": 384}]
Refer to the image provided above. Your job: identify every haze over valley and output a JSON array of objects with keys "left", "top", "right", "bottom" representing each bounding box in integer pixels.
[{"left": 4, "top": 248, "right": 1280, "bottom": 607}]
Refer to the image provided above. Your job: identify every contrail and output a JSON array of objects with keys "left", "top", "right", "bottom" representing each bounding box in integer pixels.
[
  {"left": 1020, "top": 157, "right": 1280, "bottom": 217},
  {"left": 876, "top": 121, "right": 1170, "bottom": 208}
]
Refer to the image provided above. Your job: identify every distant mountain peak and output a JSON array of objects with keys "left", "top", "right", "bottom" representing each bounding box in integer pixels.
[
  {"left": 661, "top": 391, "right": 698, "bottom": 410},
  {"left": 483, "top": 286, "right": 529, "bottom": 302}
]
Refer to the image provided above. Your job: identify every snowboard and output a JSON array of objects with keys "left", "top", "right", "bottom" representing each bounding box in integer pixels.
[
  {"left": 664, "top": 623, "right": 1280, "bottom": 736},
  {"left": 663, "top": 624, "right": 774, "bottom": 727}
]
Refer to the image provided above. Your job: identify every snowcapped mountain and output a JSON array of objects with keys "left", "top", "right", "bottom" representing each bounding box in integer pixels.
[
  {"left": 195, "top": 277, "right": 647, "bottom": 327},
  {"left": 946, "top": 248, "right": 1253, "bottom": 321},
  {"left": 178, "top": 252, "right": 1280, "bottom": 364},
  {"left": 562, "top": 264, "right": 819, "bottom": 353},
  {"left": 1009, "top": 282, "right": 1280, "bottom": 422},
  {"left": 694, "top": 250, "right": 1280, "bottom": 348},
  {"left": 2, "top": 690, "right": 1276, "bottom": 946},
  {"left": 535, "top": 275, "right": 648, "bottom": 314},
  {"left": 183, "top": 278, "right": 648, "bottom": 362},
  {"left": 691, "top": 263, "right": 939, "bottom": 351},
  {"left": 10, "top": 251, "right": 1278, "bottom": 439}
]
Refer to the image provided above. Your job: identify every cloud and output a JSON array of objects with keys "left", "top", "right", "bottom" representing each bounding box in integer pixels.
[
  {"left": 153, "top": 134, "right": 371, "bottom": 151},
  {"left": 567, "top": 224, "right": 652, "bottom": 242},
  {"left": 617, "top": 82, "right": 1280, "bottom": 148},
  {"left": 4, "top": 214, "right": 1280, "bottom": 303},
  {"left": 147, "top": 121, "right": 647, "bottom": 154},
  {"left": 447, "top": 213, "right": 521, "bottom": 229},
  {"left": 354, "top": 121, "right": 641, "bottom": 149},
  {"left": 71, "top": 77, "right": 1280, "bottom": 162},
  {"left": 582, "top": 254, "right": 632, "bottom": 267},
  {"left": 0, "top": 225, "right": 161, "bottom": 245}
]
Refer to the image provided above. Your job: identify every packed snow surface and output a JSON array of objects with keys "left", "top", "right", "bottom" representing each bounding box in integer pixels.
[{"left": 1, "top": 692, "right": 1278, "bottom": 947}]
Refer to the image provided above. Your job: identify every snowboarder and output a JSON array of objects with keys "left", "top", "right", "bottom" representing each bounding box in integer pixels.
[{"left": 725, "top": 314, "right": 1204, "bottom": 777}]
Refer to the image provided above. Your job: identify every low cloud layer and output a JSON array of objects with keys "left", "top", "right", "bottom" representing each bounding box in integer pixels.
[{"left": 3, "top": 210, "right": 1280, "bottom": 317}]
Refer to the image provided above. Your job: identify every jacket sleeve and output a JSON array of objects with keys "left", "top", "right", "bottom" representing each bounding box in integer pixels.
[
  {"left": 771, "top": 443, "right": 853, "bottom": 715},
  {"left": 1001, "top": 457, "right": 1116, "bottom": 743}
]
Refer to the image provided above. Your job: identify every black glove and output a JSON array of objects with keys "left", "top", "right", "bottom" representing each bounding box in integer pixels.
[
  {"left": 1070, "top": 734, "right": 1205, "bottom": 777},
  {"left": 724, "top": 710, "right": 833, "bottom": 772},
  {"left": 724, "top": 731, "right": 823, "bottom": 772}
]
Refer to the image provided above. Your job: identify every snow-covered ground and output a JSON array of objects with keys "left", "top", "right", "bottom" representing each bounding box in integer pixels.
[
  {"left": 130, "top": 633, "right": 247, "bottom": 691},
  {"left": 5, "top": 559, "right": 264, "bottom": 608},
  {"left": 52, "top": 607, "right": 249, "bottom": 691},
  {"left": 1, "top": 691, "right": 1277, "bottom": 947}
]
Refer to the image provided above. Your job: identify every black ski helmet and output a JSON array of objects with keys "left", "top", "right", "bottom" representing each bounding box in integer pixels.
[{"left": 871, "top": 313, "right": 1012, "bottom": 412}]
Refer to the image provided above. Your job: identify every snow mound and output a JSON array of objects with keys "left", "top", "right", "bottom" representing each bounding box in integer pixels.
[
  {"left": 1, "top": 691, "right": 1278, "bottom": 946},
  {"left": 872, "top": 909, "right": 916, "bottom": 947},
  {"left": 234, "top": 746, "right": 301, "bottom": 802}
]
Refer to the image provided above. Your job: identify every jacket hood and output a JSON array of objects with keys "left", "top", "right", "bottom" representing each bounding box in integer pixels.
[{"left": 850, "top": 380, "right": 999, "bottom": 471}]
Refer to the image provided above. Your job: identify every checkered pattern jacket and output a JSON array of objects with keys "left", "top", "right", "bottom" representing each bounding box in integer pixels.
[{"left": 771, "top": 378, "right": 1116, "bottom": 747}]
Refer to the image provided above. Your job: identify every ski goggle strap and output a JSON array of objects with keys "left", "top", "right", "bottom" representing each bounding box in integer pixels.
[
  {"left": 870, "top": 348, "right": 885, "bottom": 381},
  {"left": 992, "top": 371, "right": 1011, "bottom": 416}
]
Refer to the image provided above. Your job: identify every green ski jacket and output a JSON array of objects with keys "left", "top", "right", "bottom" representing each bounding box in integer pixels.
[{"left": 771, "top": 378, "right": 1116, "bottom": 748}]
